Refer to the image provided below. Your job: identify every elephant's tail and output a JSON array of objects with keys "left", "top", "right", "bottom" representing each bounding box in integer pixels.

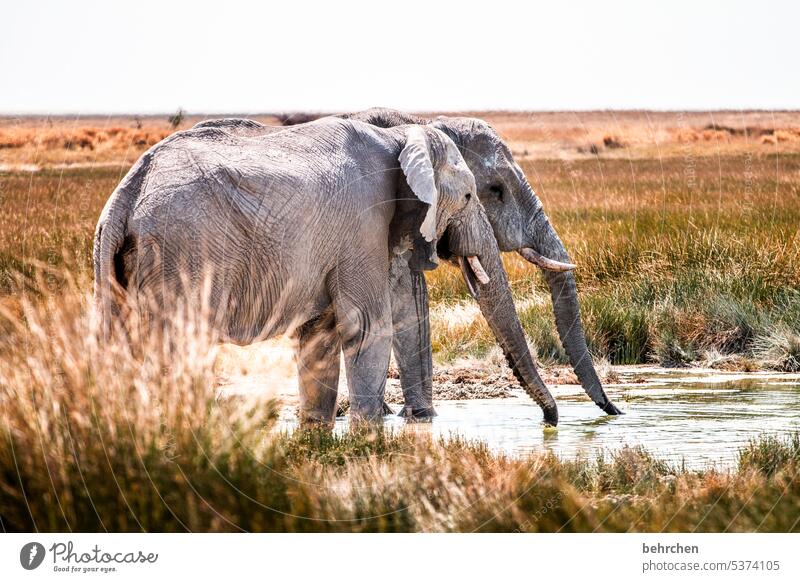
[{"left": 93, "top": 152, "right": 150, "bottom": 339}]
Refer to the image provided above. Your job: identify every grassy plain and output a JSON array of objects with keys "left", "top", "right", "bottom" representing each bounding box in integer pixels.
[{"left": 3, "top": 111, "right": 797, "bottom": 367}]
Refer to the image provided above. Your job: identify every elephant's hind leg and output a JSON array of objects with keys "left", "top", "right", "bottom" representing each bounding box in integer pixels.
[{"left": 296, "top": 309, "right": 341, "bottom": 427}]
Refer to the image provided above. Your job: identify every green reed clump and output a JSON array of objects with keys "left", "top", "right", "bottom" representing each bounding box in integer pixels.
[
  {"left": 739, "top": 433, "right": 800, "bottom": 476},
  {"left": 581, "top": 295, "right": 651, "bottom": 365},
  {"left": 753, "top": 325, "right": 800, "bottom": 372},
  {"left": 431, "top": 261, "right": 800, "bottom": 367}
]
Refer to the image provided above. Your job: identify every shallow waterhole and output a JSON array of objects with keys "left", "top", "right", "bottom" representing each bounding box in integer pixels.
[{"left": 275, "top": 369, "right": 800, "bottom": 470}]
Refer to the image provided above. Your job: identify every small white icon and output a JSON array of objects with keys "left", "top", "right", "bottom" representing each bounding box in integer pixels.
[{"left": 28, "top": 544, "right": 38, "bottom": 566}]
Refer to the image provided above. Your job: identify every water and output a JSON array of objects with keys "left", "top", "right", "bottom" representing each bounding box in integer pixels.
[{"left": 282, "top": 368, "right": 800, "bottom": 469}]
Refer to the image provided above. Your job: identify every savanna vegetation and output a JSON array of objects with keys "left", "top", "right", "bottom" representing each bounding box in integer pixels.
[
  {"left": 1, "top": 285, "right": 798, "bottom": 532},
  {"left": 1, "top": 111, "right": 799, "bottom": 531},
  {"left": 4, "top": 111, "right": 797, "bottom": 368},
  {"left": 432, "top": 153, "right": 800, "bottom": 371}
]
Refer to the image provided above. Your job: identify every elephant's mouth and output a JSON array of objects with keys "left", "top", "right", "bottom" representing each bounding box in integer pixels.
[
  {"left": 458, "top": 256, "right": 490, "bottom": 298},
  {"left": 436, "top": 229, "right": 490, "bottom": 298}
]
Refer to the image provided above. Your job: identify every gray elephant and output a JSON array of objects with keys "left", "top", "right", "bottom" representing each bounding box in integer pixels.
[
  {"left": 193, "top": 110, "right": 622, "bottom": 422},
  {"left": 93, "top": 117, "right": 559, "bottom": 423},
  {"left": 345, "top": 109, "right": 622, "bottom": 418}
]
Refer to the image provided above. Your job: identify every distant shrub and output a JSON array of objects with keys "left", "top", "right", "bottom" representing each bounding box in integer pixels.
[
  {"left": 576, "top": 143, "right": 600, "bottom": 155},
  {"left": 0, "top": 131, "right": 27, "bottom": 148},
  {"left": 168, "top": 107, "right": 186, "bottom": 128},
  {"left": 602, "top": 135, "right": 625, "bottom": 149},
  {"left": 276, "top": 112, "right": 323, "bottom": 126}
]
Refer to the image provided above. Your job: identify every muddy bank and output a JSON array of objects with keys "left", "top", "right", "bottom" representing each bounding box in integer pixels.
[
  {"left": 213, "top": 341, "right": 632, "bottom": 404},
  {"left": 383, "top": 362, "right": 635, "bottom": 402},
  {"left": 214, "top": 339, "right": 797, "bottom": 413},
  {"left": 334, "top": 361, "right": 642, "bottom": 412}
]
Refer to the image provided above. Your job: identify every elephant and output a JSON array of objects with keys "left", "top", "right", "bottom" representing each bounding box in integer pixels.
[
  {"left": 344, "top": 109, "right": 622, "bottom": 418},
  {"left": 93, "top": 116, "right": 559, "bottom": 424},
  {"left": 192, "top": 110, "right": 622, "bottom": 422}
]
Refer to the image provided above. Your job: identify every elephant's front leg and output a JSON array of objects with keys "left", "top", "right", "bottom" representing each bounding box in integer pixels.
[
  {"left": 389, "top": 255, "right": 435, "bottom": 419},
  {"left": 332, "top": 277, "right": 393, "bottom": 423},
  {"left": 295, "top": 309, "right": 341, "bottom": 427}
]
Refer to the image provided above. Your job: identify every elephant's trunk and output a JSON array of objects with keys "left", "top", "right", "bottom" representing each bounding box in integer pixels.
[
  {"left": 463, "top": 217, "right": 558, "bottom": 425},
  {"left": 521, "top": 183, "right": 622, "bottom": 415}
]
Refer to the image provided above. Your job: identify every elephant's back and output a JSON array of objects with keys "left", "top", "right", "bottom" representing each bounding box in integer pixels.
[{"left": 123, "top": 127, "right": 362, "bottom": 339}]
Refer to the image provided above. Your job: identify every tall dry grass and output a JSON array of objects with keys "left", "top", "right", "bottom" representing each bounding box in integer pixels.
[{"left": 0, "top": 274, "right": 276, "bottom": 531}]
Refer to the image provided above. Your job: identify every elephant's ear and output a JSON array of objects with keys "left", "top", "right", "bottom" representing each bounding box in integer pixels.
[{"left": 399, "top": 126, "right": 438, "bottom": 242}]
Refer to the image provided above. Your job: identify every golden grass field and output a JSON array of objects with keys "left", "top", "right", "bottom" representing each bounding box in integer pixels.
[{"left": 1, "top": 111, "right": 799, "bottom": 532}]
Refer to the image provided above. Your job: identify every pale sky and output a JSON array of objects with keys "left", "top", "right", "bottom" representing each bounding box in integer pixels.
[{"left": 1, "top": 0, "right": 797, "bottom": 114}]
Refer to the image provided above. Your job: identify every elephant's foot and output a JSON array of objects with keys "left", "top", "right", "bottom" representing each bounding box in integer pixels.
[
  {"left": 397, "top": 405, "right": 437, "bottom": 421},
  {"left": 298, "top": 416, "right": 335, "bottom": 431},
  {"left": 336, "top": 401, "right": 397, "bottom": 417},
  {"left": 600, "top": 398, "right": 624, "bottom": 415}
]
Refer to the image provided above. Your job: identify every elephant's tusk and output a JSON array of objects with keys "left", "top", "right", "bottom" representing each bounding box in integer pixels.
[
  {"left": 467, "top": 256, "right": 490, "bottom": 285},
  {"left": 518, "top": 248, "right": 576, "bottom": 272}
]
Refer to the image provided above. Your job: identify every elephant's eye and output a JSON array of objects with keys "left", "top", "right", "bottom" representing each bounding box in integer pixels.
[
  {"left": 489, "top": 184, "right": 504, "bottom": 200},
  {"left": 465, "top": 193, "right": 472, "bottom": 201}
]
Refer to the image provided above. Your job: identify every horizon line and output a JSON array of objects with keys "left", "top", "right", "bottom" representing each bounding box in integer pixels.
[{"left": 2, "top": 107, "right": 799, "bottom": 118}]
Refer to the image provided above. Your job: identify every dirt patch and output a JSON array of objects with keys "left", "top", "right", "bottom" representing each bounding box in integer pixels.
[
  {"left": 335, "top": 361, "right": 636, "bottom": 413},
  {"left": 335, "top": 366, "right": 515, "bottom": 413},
  {"left": 392, "top": 366, "right": 516, "bottom": 402}
]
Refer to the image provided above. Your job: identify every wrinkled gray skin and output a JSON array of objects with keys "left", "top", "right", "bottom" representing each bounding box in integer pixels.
[
  {"left": 94, "top": 117, "right": 559, "bottom": 424},
  {"left": 193, "top": 109, "right": 621, "bottom": 423}
]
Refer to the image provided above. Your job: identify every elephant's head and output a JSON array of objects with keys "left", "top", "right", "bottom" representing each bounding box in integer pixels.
[
  {"left": 394, "top": 125, "right": 559, "bottom": 424},
  {"left": 394, "top": 126, "right": 490, "bottom": 286},
  {"left": 432, "top": 117, "right": 622, "bottom": 415}
]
